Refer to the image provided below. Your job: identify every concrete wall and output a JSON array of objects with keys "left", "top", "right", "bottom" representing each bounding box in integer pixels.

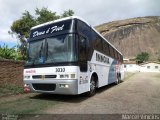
[
  {"left": 124, "top": 63, "right": 160, "bottom": 72},
  {"left": 124, "top": 64, "right": 139, "bottom": 72},
  {"left": 140, "top": 63, "right": 160, "bottom": 72},
  {"left": 0, "top": 59, "right": 24, "bottom": 86}
]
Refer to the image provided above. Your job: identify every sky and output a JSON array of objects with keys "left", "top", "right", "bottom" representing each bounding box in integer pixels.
[{"left": 0, "top": 0, "right": 160, "bottom": 47}]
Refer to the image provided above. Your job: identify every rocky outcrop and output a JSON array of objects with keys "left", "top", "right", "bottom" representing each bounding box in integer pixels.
[{"left": 96, "top": 16, "right": 160, "bottom": 61}]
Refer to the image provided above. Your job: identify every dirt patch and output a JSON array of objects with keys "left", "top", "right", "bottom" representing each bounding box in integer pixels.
[{"left": 44, "top": 72, "right": 160, "bottom": 114}]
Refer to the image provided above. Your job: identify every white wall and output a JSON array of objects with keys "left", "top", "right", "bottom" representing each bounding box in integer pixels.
[
  {"left": 124, "top": 64, "right": 139, "bottom": 72},
  {"left": 124, "top": 63, "right": 160, "bottom": 72},
  {"left": 140, "top": 63, "right": 160, "bottom": 72}
]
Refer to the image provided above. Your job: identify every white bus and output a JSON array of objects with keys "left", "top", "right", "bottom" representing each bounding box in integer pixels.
[{"left": 23, "top": 16, "right": 124, "bottom": 96}]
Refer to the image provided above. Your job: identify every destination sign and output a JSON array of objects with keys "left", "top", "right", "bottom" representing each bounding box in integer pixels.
[{"left": 30, "top": 20, "right": 72, "bottom": 38}]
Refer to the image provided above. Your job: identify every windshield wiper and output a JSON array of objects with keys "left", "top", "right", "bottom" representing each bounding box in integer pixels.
[
  {"left": 45, "top": 42, "right": 56, "bottom": 63},
  {"left": 30, "top": 59, "right": 36, "bottom": 66}
]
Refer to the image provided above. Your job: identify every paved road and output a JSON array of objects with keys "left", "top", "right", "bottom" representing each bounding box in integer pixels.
[{"left": 41, "top": 72, "right": 160, "bottom": 114}]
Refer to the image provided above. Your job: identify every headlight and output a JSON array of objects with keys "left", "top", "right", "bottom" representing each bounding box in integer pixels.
[
  {"left": 70, "top": 74, "right": 76, "bottom": 78},
  {"left": 59, "top": 84, "right": 69, "bottom": 88},
  {"left": 24, "top": 75, "right": 30, "bottom": 79},
  {"left": 60, "top": 74, "right": 69, "bottom": 78},
  {"left": 59, "top": 74, "right": 76, "bottom": 79}
]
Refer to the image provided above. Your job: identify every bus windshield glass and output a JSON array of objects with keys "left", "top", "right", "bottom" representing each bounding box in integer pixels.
[{"left": 26, "top": 34, "right": 77, "bottom": 65}]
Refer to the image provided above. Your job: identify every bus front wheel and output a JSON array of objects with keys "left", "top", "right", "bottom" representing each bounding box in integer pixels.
[{"left": 86, "top": 76, "right": 96, "bottom": 97}]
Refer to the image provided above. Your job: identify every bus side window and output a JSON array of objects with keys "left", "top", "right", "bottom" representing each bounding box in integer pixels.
[
  {"left": 79, "top": 35, "right": 87, "bottom": 71},
  {"left": 79, "top": 35, "right": 87, "bottom": 61}
]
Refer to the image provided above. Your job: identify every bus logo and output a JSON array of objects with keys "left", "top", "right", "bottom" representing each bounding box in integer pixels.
[
  {"left": 25, "top": 70, "right": 36, "bottom": 73},
  {"left": 32, "top": 24, "right": 64, "bottom": 38},
  {"left": 41, "top": 75, "right": 45, "bottom": 80},
  {"left": 96, "top": 53, "right": 110, "bottom": 64}
]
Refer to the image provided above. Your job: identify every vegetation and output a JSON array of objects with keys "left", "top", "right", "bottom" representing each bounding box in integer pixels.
[
  {"left": 136, "top": 52, "right": 149, "bottom": 64},
  {"left": 0, "top": 95, "right": 58, "bottom": 114},
  {"left": 9, "top": 7, "right": 74, "bottom": 59},
  {"left": 0, "top": 84, "right": 23, "bottom": 97},
  {"left": 0, "top": 44, "right": 23, "bottom": 60},
  {"left": 158, "top": 57, "right": 160, "bottom": 63}
]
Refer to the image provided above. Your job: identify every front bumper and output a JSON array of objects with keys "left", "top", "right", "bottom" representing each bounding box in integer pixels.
[{"left": 24, "top": 79, "right": 78, "bottom": 95}]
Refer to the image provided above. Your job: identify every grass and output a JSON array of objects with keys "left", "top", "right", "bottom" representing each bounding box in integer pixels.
[
  {"left": 0, "top": 83, "right": 58, "bottom": 114},
  {"left": 0, "top": 95, "right": 58, "bottom": 114},
  {"left": 0, "top": 84, "right": 23, "bottom": 97}
]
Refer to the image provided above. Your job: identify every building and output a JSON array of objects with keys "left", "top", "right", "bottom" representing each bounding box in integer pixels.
[
  {"left": 124, "top": 61, "right": 139, "bottom": 72},
  {"left": 139, "top": 62, "right": 160, "bottom": 72},
  {"left": 124, "top": 58, "right": 160, "bottom": 72}
]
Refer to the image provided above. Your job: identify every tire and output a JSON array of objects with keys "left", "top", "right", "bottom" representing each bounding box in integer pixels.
[
  {"left": 118, "top": 73, "right": 121, "bottom": 83},
  {"left": 115, "top": 73, "right": 120, "bottom": 85},
  {"left": 115, "top": 79, "right": 119, "bottom": 85},
  {"left": 86, "top": 76, "right": 96, "bottom": 97}
]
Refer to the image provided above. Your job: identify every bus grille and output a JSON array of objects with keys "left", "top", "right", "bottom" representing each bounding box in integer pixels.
[
  {"left": 32, "top": 75, "right": 57, "bottom": 79},
  {"left": 32, "top": 83, "right": 56, "bottom": 91}
]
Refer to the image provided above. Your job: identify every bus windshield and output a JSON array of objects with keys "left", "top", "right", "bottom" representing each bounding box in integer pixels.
[{"left": 26, "top": 34, "right": 77, "bottom": 65}]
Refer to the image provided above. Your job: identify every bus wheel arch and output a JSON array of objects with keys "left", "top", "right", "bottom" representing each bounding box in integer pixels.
[
  {"left": 92, "top": 72, "right": 98, "bottom": 88},
  {"left": 86, "top": 72, "right": 98, "bottom": 97}
]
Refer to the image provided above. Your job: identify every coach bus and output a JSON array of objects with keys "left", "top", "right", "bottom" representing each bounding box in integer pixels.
[{"left": 23, "top": 16, "right": 124, "bottom": 96}]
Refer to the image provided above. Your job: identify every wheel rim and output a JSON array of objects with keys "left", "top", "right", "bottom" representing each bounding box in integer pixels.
[
  {"left": 116, "top": 78, "right": 119, "bottom": 84},
  {"left": 90, "top": 80, "right": 96, "bottom": 94}
]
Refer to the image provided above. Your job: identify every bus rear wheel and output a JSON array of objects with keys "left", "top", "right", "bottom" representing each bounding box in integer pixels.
[
  {"left": 118, "top": 73, "right": 121, "bottom": 83},
  {"left": 115, "top": 73, "right": 121, "bottom": 85},
  {"left": 86, "top": 76, "right": 96, "bottom": 97}
]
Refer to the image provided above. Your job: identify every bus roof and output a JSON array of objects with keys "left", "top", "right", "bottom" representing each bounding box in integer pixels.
[
  {"left": 91, "top": 27, "right": 123, "bottom": 56},
  {"left": 31, "top": 16, "right": 90, "bottom": 30},
  {"left": 31, "top": 16, "right": 123, "bottom": 56}
]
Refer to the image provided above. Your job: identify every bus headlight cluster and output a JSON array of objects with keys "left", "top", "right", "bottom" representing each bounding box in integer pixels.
[
  {"left": 24, "top": 75, "right": 30, "bottom": 79},
  {"left": 59, "top": 74, "right": 76, "bottom": 79},
  {"left": 59, "top": 84, "right": 69, "bottom": 88},
  {"left": 60, "top": 74, "right": 69, "bottom": 78}
]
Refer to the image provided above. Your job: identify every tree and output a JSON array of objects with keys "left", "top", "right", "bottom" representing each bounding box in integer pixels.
[
  {"left": 136, "top": 52, "right": 149, "bottom": 64},
  {"left": 0, "top": 44, "right": 23, "bottom": 60},
  {"left": 61, "top": 9, "right": 74, "bottom": 18},
  {"left": 35, "top": 8, "right": 60, "bottom": 25},
  {"left": 10, "top": 11, "right": 36, "bottom": 59},
  {"left": 9, "top": 8, "right": 74, "bottom": 60}
]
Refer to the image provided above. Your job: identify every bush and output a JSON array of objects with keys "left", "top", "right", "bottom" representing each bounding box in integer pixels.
[
  {"left": 0, "top": 84, "right": 23, "bottom": 97},
  {"left": 0, "top": 44, "right": 23, "bottom": 60},
  {"left": 136, "top": 52, "right": 149, "bottom": 64}
]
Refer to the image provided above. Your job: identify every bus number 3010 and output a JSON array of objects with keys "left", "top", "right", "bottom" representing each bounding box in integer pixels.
[{"left": 56, "top": 68, "right": 65, "bottom": 72}]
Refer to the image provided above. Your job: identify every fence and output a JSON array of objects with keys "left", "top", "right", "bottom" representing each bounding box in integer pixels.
[{"left": 0, "top": 59, "right": 24, "bottom": 86}]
